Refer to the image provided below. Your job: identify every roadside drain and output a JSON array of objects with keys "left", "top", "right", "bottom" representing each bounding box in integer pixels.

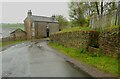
[{"left": 64, "top": 58, "right": 92, "bottom": 77}]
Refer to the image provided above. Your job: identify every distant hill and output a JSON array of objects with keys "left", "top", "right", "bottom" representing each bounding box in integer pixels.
[
  {"left": 0, "top": 23, "right": 24, "bottom": 38},
  {"left": 0, "top": 23, "right": 24, "bottom": 30}
]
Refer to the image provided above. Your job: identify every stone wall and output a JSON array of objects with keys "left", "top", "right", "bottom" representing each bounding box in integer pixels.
[
  {"left": 99, "top": 28, "right": 120, "bottom": 58},
  {"left": 50, "top": 30, "right": 98, "bottom": 49},
  {"left": 2, "top": 35, "right": 26, "bottom": 43},
  {"left": 1, "top": 37, "right": 12, "bottom": 42},
  {"left": 2, "top": 31, "right": 27, "bottom": 43},
  {"left": 50, "top": 28, "right": 119, "bottom": 58}
]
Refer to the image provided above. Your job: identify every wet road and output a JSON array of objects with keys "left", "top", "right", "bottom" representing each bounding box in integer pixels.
[{"left": 2, "top": 41, "right": 90, "bottom": 77}]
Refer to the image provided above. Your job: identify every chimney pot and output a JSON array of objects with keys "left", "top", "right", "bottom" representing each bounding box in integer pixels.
[{"left": 27, "top": 10, "right": 32, "bottom": 16}]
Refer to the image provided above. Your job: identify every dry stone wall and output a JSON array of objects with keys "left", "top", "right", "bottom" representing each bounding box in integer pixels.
[
  {"left": 99, "top": 28, "right": 120, "bottom": 58},
  {"left": 50, "top": 28, "right": 119, "bottom": 58},
  {"left": 1, "top": 32, "right": 27, "bottom": 43},
  {"left": 50, "top": 30, "right": 98, "bottom": 50}
]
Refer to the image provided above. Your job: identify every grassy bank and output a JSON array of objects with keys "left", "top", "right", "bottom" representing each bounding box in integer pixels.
[
  {"left": 54, "top": 27, "right": 92, "bottom": 34},
  {"left": 49, "top": 42, "right": 118, "bottom": 76},
  {"left": 0, "top": 40, "right": 27, "bottom": 47}
]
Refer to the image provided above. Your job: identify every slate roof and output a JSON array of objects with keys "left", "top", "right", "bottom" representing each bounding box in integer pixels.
[
  {"left": 1, "top": 27, "right": 16, "bottom": 38},
  {"left": 10, "top": 28, "right": 26, "bottom": 34},
  {"left": 30, "top": 15, "right": 58, "bottom": 23}
]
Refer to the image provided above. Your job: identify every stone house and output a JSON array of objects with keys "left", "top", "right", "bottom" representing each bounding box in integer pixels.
[
  {"left": 24, "top": 10, "right": 59, "bottom": 40},
  {"left": 10, "top": 28, "right": 27, "bottom": 41}
]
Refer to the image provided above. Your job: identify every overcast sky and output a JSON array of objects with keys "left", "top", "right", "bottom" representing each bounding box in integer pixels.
[{"left": 2, "top": 2, "right": 69, "bottom": 23}]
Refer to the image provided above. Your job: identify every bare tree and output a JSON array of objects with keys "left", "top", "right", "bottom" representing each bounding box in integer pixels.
[
  {"left": 101, "top": 1, "right": 103, "bottom": 15},
  {"left": 95, "top": 2, "right": 100, "bottom": 15}
]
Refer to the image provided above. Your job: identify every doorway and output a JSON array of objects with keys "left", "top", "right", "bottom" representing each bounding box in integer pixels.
[{"left": 46, "top": 28, "right": 49, "bottom": 37}]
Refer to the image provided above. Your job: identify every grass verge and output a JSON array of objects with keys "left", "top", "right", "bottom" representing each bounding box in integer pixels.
[
  {"left": 0, "top": 40, "right": 27, "bottom": 47},
  {"left": 49, "top": 42, "right": 118, "bottom": 76}
]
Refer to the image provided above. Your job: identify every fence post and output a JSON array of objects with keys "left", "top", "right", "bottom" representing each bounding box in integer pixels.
[
  {"left": 118, "top": 1, "right": 120, "bottom": 40},
  {"left": 118, "top": 1, "right": 120, "bottom": 27}
]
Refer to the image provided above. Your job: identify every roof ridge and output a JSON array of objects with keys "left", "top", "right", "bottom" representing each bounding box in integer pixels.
[
  {"left": 32, "top": 15, "right": 52, "bottom": 18},
  {"left": 29, "top": 15, "right": 58, "bottom": 23},
  {"left": 10, "top": 28, "right": 26, "bottom": 34}
]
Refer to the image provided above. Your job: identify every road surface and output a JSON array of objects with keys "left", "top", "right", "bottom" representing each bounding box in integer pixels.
[{"left": 2, "top": 40, "right": 90, "bottom": 77}]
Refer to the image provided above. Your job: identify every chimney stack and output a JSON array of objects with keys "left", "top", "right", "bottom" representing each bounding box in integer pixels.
[
  {"left": 27, "top": 10, "right": 32, "bottom": 16},
  {"left": 51, "top": 15, "right": 55, "bottom": 21}
]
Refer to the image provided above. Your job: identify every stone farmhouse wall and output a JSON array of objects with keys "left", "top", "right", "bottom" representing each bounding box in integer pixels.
[
  {"left": 24, "top": 20, "right": 59, "bottom": 39},
  {"left": 24, "top": 18, "right": 32, "bottom": 40},
  {"left": 50, "top": 29, "right": 119, "bottom": 58},
  {"left": 34, "top": 21, "right": 47, "bottom": 38},
  {"left": 49, "top": 23, "right": 59, "bottom": 35},
  {"left": 34, "top": 21, "right": 59, "bottom": 38}
]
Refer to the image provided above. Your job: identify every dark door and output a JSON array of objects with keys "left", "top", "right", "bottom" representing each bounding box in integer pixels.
[{"left": 46, "top": 28, "right": 49, "bottom": 37}]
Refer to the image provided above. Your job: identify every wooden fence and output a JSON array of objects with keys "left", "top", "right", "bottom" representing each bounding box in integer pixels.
[{"left": 89, "top": 10, "right": 119, "bottom": 30}]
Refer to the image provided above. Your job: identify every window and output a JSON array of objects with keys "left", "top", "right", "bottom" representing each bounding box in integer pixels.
[{"left": 32, "top": 22, "right": 35, "bottom": 37}]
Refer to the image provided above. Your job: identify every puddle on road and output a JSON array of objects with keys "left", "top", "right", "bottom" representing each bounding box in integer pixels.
[{"left": 28, "top": 42, "right": 44, "bottom": 50}]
